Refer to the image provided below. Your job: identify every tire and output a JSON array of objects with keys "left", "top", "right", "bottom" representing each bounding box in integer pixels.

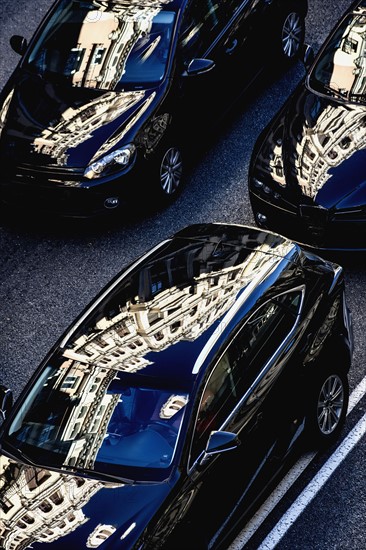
[
  {"left": 305, "top": 368, "right": 349, "bottom": 448},
  {"left": 276, "top": 9, "right": 305, "bottom": 65},
  {"left": 151, "top": 143, "right": 184, "bottom": 205}
]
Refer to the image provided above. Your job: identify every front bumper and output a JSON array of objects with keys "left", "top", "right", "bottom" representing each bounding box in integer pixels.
[{"left": 0, "top": 163, "right": 134, "bottom": 219}]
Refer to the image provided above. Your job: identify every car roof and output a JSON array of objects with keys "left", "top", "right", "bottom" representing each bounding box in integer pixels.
[{"left": 58, "top": 223, "right": 301, "bottom": 392}]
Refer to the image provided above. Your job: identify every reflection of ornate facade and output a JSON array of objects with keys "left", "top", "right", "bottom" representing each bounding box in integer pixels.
[
  {"left": 62, "top": 0, "right": 173, "bottom": 90},
  {"left": 87, "top": 523, "right": 116, "bottom": 548},
  {"left": 73, "top": 7, "right": 157, "bottom": 91},
  {"left": 64, "top": 232, "right": 291, "bottom": 372},
  {"left": 330, "top": 8, "right": 366, "bottom": 97},
  {"left": 0, "top": 456, "right": 104, "bottom": 550},
  {"left": 33, "top": 90, "right": 146, "bottom": 163},
  {"left": 0, "top": 230, "right": 292, "bottom": 549},
  {"left": 31, "top": 0, "right": 172, "bottom": 162},
  {"left": 293, "top": 104, "right": 366, "bottom": 198},
  {"left": 258, "top": 8, "right": 366, "bottom": 199},
  {"left": 294, "top": 9, "right": 366, "bottom": 197},
  {"left": 60, "top": 365, "right": 121, "bottom": 469},
  {"left": 38, "top": 233, "right": 290, "bottom": 473},
  {"left": 259, "top": 94, "right": 366, "bottom": 199}
]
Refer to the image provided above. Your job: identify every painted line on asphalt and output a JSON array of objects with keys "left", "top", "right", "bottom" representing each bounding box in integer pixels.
[
  {"left": 258, "top": 410, "right": 366, "bottom": 549},
  {"left": 228, "top": 375, "right": 366, "bottom": 549}
]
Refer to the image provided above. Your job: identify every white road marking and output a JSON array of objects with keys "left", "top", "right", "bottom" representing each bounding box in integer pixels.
[
  {"left": 228, "top": 375, "right": 366, "bottom": 549},
  {"left": 258, "top": 411, "right": 366, "bottom": 549}
]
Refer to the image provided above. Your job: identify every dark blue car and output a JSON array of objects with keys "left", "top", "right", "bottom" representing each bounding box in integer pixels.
[
  {"left": 0, "top": 222, "right": 353, "bottom": 549},
  {"left": 249, "top": 0, "right": 366, "bottom": 251},
  {"left": 0, "top": 0, "right": 308, "bottom": 218}
]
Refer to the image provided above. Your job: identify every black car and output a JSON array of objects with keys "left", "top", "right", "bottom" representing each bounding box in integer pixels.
[
  {"left": 248, "top": 0, "right": 366, "bottom": 252},
  {"left": 0, "top": 222, "right": 353, "bottom": 550},
  {"left": 0, "top": 0, "right": 308, "bottom": 218}
]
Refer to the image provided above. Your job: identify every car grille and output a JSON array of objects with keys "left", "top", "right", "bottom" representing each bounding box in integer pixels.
[
  {"left": 1, "top": 171, "right": 107, "bottom": 218},
  {"left": 299, "top": 204, "right": 328, "bottom": 224},
  {"left": 12, "top": 163, "right": 84, "bottom": 187}
]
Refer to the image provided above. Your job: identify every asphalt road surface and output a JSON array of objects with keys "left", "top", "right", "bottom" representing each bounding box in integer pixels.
[{"left": 0, "top": 1, "right": 365, "bottom": 549}]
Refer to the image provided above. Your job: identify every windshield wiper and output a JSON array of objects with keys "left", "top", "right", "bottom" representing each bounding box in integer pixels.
[
  {"left": 1, "top": 440, "right": 39, "bottom": 467},
  {"left": 1, "top": 442, "right": 135, "bottom": 484},
  {"left": 65, "top": 465, "right": 136, "bottom": 485}
]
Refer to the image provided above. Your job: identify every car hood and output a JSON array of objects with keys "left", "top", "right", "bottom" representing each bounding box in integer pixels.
[
  {"left": 264, "top": 85, "right": 366, "bottom": 210},
  {"left": 0, "top": 70, "right": 162, "bottom": 168},
  {"left": 0, "top": 453, "right": 175, "bottom": 549}
]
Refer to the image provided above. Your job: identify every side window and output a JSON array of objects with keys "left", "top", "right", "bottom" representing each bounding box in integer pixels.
[
  {"left": 189, "top": 290, "right": 303, "bottom": 466},
  {"left": 244, "top": 290, "right": 302, "bottom": 367},
  {"left": 228, "top": 290, "right": 303, "bottom": 398},
  {"left": 190, "top": 352, "right": 237, "bottom": 464},
  {"left": 180, "top": 1, "right": 228, "bottom": 60}
]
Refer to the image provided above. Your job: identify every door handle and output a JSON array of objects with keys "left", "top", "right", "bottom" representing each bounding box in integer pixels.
[
  {"left": 257, "top": 411, "right": 263, "bottom": 423},
  {"left": 225, "top": 38, "right": 238, "bottom": 55}
]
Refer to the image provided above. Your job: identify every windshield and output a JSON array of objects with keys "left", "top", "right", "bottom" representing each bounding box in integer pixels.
[
  {"left": 308, "top": 8, "right": 366, "bottom": 104},
  {"left": 5, "top": 362, "right": 188, "bottom": 479},
  {"left": 25, "top": 0, "right": 175, "bottom": 91}
]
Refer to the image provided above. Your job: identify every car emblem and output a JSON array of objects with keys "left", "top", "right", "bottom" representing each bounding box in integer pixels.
[
  {"left": 104, "top": 197, "right": 119, "bottom": 209},
  {"left": 299, "top": 204, "right": 328, "bottom": 224}
]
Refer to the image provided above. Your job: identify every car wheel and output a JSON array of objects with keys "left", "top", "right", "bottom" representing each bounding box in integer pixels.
[
  {"left": 305, "top": 368, "right": 349, "bottom": 448},
  {"left": 277, "top": 9, "right": 305, "bottom": 64},
  {"left": 154, "top": 144, "right": 184, "bottom": 203}
]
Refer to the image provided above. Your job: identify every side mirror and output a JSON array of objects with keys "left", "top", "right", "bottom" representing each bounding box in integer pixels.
[
  {"left": 0, "top": 385, "right": 13, "bottom": 422},
  {"left": 184, "top": 58, "right": 215, "bottom": 77},
  {"left": 198, "top": 430, "right": 240, "bottom": 467},
  {"left": 302, "top": 44, "right": 315, "bottom": 71},
  {"left": 10, "top": 35, "right": 28, "bottom": 56}
]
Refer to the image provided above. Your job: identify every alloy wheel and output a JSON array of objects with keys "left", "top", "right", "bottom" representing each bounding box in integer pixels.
[
  {"left": 281, "top": 12, "right": 304, "bottom": 59},
  {"left": 316, "top": 374, "right": 345, "bottom": 435},
  {"left": 160, "top": 147, "right": 183, "bottom": 195}
]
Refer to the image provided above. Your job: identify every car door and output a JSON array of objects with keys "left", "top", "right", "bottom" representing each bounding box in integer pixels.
[
  {"left": 227, "top": 288, "right": 306, "bottom": 461},
  {"left": 160, "top": 353, "right": 264, "bottom": 548},
  {"left": 165, "top": 326, "right": 271, "bottom": 543},
  {"left": 169, "top": 287, "right": 305, "bottom": 545},
  {"left": 173, "top": 0, "right": 265, "bottom": 130}
]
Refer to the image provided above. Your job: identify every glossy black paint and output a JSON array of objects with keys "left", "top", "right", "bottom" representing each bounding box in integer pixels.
[
  {"left": 0, "top": 223, "right": 353, "bottom": 549},
  {"left": 248, "top": 0, "right": 366, "bottom": 251},
  {"left": 0, "top": 0, "right": 308, "bottom": 218}
]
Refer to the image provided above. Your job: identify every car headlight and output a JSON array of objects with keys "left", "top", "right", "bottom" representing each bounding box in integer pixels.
[{"left": 84, "top": 144, "right": 136, "bottom": 179}]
